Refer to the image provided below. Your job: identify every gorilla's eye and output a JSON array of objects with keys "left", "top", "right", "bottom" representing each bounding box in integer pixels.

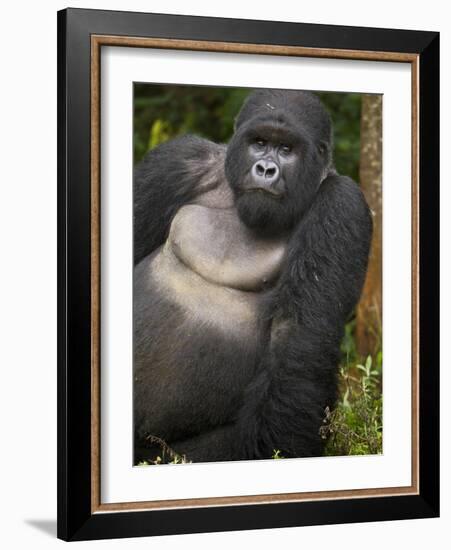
[
  {"left": 255, "top": 138, "right": 267, "bottom": 148},
  {"left": 280, "top": 144, "right": 292, "bottom": 155}
]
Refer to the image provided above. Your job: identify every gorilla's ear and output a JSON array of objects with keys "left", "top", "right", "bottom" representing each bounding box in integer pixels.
[{"left": 318, "top": 140, "right": 330, "bottom": 157}]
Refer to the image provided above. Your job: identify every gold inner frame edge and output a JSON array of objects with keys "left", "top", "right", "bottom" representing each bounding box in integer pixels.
[{"left": 90, "top": 35, "right": 420, "bottom": 514}]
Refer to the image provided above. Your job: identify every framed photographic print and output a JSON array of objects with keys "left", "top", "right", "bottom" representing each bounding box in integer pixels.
[{"left": 57, "top": 8, "right": 439, "bottom": 541}]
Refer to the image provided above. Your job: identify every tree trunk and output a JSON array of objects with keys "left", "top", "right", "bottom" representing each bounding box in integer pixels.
[{"left": 356, "top": 94, "right": 383, "bottom": 358}]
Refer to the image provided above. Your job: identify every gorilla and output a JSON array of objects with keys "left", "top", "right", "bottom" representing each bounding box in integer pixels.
[{"left": 133, "top": 89, "right": 373, "bottom": 463}]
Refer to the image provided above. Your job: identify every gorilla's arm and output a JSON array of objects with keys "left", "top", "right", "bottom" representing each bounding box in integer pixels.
[
  {"left": 235, "top": 174, "right": 373, "bottom": 459},
  {"left": 134, "top": 135, "right": 224, "bottom": 264}
]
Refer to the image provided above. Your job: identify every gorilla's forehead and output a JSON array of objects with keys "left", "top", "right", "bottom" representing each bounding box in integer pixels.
[{"left": 245, "top": 116, "right": 302, "bottom": 142}]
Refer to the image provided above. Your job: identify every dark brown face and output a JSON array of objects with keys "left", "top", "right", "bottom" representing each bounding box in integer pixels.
[
  {"left": 225, "top": 117, "right": 330, "bottom": 235},
  {"left": 241, "top": 125, "right": 301, "bottom": 200}
]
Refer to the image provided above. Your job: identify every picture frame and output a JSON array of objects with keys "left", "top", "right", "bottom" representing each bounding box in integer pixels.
[{"left": 57, "top": 7, "right": 439, "bottom": 541}]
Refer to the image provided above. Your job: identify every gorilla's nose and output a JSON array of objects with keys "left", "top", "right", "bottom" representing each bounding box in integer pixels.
[{"left": 252, "top": 159, "right": 280, "bottom": 188}]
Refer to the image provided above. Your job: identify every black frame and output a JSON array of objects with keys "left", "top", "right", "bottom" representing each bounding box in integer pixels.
[{"left": 57, "top": 7, "right": 439, "bottom": 541}]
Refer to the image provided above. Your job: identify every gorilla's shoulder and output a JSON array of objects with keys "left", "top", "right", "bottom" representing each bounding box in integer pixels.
[
  {"left": 134, "top": 136, "right": 227, "bottom": 211},
  {"left": 136, "top": 135, "right": 226, "bottom": 177},
  {"left": 320, "top": 174, "right": 371, "bottom": 218}
]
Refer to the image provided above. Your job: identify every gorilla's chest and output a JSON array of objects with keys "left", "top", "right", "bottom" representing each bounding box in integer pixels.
[
  {"left": 149, "top": 204, "right": 287, "bottom": 335},
  {"left": 169, "top": 204, "right": 286, "bottom": 291}
]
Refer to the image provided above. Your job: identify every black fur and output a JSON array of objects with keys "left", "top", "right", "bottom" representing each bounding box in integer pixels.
[{"left": 133, "top": 90, "right": 372, "bottom": 462}]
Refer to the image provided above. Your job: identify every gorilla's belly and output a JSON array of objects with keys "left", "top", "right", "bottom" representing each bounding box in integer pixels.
[
  {"left": 150, "top": 245, "right": 261, "bottom": 335},
  {"left": 134, "top": 248, "right": 263, "bottom": 441}
]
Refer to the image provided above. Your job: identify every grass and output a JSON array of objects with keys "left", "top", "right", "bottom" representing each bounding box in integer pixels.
[
  {"left": 321, "top": 320, "right": 383, "bottom": 456},
  {"left": 137, "top": 435, "right": 192, "bottom": 466}
]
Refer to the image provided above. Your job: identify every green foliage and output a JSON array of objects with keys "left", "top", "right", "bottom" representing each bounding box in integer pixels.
[
  {"left": 133, "top": 84, "right": 362, "bottom": 182},
  {"left": 272, "top": 449, "right": 284, "bottom": 459},
  {"left": 318, "top": 92, "right": 361, "bottom": 182},
  {"left": 148, "top": 119, "right": 172, "bottom": 149},
  {"left": 133, "top": 84, "right": 250, "bottom": 163},
  {"left": 340, "top": 318, "right": 358, "bottom": 365},
  {"left": 321, "top": 324, "right": 383, "bottom": 456},
  {"left": 137, "top": 454, "right": 191, "bottom": 466},
  {"left": 136, "top": 435, "right": 192, "bottom": 466}
]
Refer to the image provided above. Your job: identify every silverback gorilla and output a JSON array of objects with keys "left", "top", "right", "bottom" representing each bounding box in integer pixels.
[{"left": 133, "top": 89, "right": 372, "bottom": 463}]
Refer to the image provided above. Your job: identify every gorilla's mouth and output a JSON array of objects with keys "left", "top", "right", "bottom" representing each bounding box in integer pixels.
[{"left": 243, "top": 188, "right": 284, "bottom": 200}]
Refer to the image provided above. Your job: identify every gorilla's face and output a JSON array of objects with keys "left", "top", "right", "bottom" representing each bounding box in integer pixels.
[{"left": 225, "top": 90, "right": 333, "bottom": 235}]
